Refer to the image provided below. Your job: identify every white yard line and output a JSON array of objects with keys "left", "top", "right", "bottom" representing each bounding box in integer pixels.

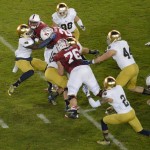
[
  {"left": 80, "top": 108, "right": 128, "bottom": 150},
  {"left": 0, "top": 36, "right": 15, "bottom": 52},
  {"left": 37, "top": 114, "right": 51, "bottom": 124},
  {"left": 0, "top": 35, "right": 128, "bottom": 150},
  {"left": 0, "top": 119, "right": 9, "bottom": 128},
  {"left": 83, "top": 108, "right": 96, "bottom": 113}
]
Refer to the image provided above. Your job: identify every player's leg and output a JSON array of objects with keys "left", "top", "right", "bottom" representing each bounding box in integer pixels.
[
  {"left": 128, "top": 109, "right": 150, "bottom": 136},
  {"left": 127, "top": 64, "right": 150, "bottom": 95},
  {"left": 72, "top": 28, "right": 80, "bottom": 41},
  {"left": 116, "top": 65, "right": 133, "bottom": 87},
  {"left": 8, "top": 60, "right": 34, "bottom": 95},
  {"left": 31, "top": 58, "right": 47, "bottom": 71},
  {"left": 45, "top": 67, "right": 68, "bottom": 105},
  {"left": 98, "top": 110, "right": 135, "bottom": 145},
  {"left": 65, "top": 68, "right": 83, "bottom": 119}
]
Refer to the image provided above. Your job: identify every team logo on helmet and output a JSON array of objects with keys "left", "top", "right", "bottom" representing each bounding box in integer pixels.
[
  {"left": 107, "top": 30, "right": 121, "bottom": 45},
  {"left": 103, "top": 76, "right": 116, "bottom": 90},
  {"left": 16, "top": 24, "right": 31, "bottom": 38},
  {"left": 29, "top": 14, "right": 41, "bottom": 29},
  {"left": 56, "top": 3, "right": 68, "bottom": 18}
]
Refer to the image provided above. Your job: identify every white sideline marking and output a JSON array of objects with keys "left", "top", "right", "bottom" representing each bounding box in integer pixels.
[
  {"left": 0, "top": 119, "right": 9, "bottom": 128},
  {"left": 0, "top": 36, "right": 15, "bottom": 52},
  {"left": 1, "top": 35, "right": 128, "bottom": 150},
  {"left": 37, "top": 114, "right": 51, "bottom": 124},
  {"left": 80, "top": 108, "right": 128, "bottom": 150}
]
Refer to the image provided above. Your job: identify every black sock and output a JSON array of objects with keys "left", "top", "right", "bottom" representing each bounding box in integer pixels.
[
  {"left": 138, "top": 129, "right": 150, "bottom": 136},
  {"left": 13, "top": 70, "right": 34, "bottom": 87},
  {"left": 13, "top": 80, "right": 21, "bottom": 87}
]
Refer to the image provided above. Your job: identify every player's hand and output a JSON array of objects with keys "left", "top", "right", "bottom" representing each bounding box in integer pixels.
[
  {"left": 80, "top": 25, "right": 86, "bottom": 31},
  {"left": 145, "top": 42, "right": 150, "bottom": 46},
  {"left": 105, "top": 106, "right": 116, "bottom": 115},
  {"left": 89, "top": 49, "right": 100, "bottom": 55}
]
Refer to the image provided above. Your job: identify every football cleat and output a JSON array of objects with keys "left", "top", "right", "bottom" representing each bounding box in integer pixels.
[
  {"left": 65, "top": 109, "right": 79, "bottom": 119},
  {"left": 82, "top": 84, "right": 90, "bottom": 97},
  {"left": 8, "top": 85, "right": 16, "bottom": 96},
  {"left": 97, "top": 140, "right": 110, "bottom": 145},
  {"left": 48, "top": 92, "right": 58, "bottom": 105}
]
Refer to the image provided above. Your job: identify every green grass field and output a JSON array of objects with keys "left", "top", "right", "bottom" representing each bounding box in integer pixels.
[{"left": 0, "top": 0, "right": 150, "bottom": 150}]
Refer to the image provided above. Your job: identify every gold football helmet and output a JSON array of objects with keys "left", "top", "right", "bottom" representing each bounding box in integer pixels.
[
  {"left": 67, "top": 37, "right": 77, "bottom": 45},
  {"left": 103, "top": 76, "right": 116, "bottom": 89},
  {"left": 56, "top": 3, "right": 68, "bottom": 17},
  {"left": 107, "top": 30, "right": 121, "bottom": 45},
  {"left": 17, "top": 24, "right": 30, "bottom": 38}
]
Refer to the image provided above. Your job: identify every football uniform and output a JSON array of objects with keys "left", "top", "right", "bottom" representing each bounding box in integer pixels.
[
  {"left": 52, "top": 8, "right": 80, "bottom": 40},
  {"left": 107, "top": 40, "right": 139, "bottom": 89},
  {"left": 32, "top": 21, "right": 48, "bottom": 39},
  {"left": 102, "top": 85, "right": 143, "bottom": 132},
  {"left": 44, "top": 27, "right": 73, "bottom": 88},
  {"left": 15, "top": 37, "right": 47, "bottom": 72},
  {"left": 54, "top": 44, "right": 100, "bottom": 96}
]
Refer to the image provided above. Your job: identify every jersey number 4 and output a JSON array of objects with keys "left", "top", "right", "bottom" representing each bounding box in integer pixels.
[{"left": 123, "top": 47, "right": 132, "bottom": 59}]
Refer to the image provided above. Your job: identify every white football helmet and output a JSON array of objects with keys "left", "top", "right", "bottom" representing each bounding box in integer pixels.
[
  {"left": 40, "top": 27, "right": 54, "bottom": 40},
  {"left": 56, "top": 3, "right": 68, "bottom": 18},
  {"left": 57, "top": 39, "right": 70, "bottom": 51},
  {"left": 103, "top": 76, "right": 116, "bottom": 90},
  {"left": 107, "top": 30, "right": 121, "bottom": 45},
  {"left": 29, "top": 14, "right": 41, "bottom": 29},
  {"left": 16, "top": 24, "right": 30, "bottom": 38},
  {"left": 146, "top": 75, "right": 150, "bottom": 88}
]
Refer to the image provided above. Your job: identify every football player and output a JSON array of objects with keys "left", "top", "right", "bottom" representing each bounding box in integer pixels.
[
  {"left": 8, "top": 24, "right": 47, "bottom": 96},
  {"left": 84, "top": 30, "right": 150, "bottom": 95},
  {"left": 28, "top": 14, "right": 48, "bottom": 42},
  {"left": 89, "top": 76, "right": 150, "bottom": 145},
  {"left": 52, "top": 2, "right": 85, "bottom": 41},
  {"left": 39, "top": 24, "right": 100, "bottom": 105},
  {"left": 53, "top": 37, "right": 103, "bottom": 119}
]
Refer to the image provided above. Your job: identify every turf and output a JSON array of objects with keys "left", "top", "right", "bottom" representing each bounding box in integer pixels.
[{"left": 0, "top": 0, "right": 150, "bottom": 150}]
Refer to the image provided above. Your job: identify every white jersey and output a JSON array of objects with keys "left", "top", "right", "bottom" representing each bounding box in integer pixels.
[
  {"left": 102, "top": 85, "right": 132, "bottom": 114},
  {"left": 107, "top": 40, "right": 135, "bottom": 70},
  {"left": 52, "top": 8, "right": 77, "bottom": 33},
  {"left": 44, "top": 41, "right": 82, "bottom": 69},
  {"left": 44, "top": 45, "right": 60, "bottom": 69},
  {"left": 15, "top": 37, "right": 34, "bottom": 58}
]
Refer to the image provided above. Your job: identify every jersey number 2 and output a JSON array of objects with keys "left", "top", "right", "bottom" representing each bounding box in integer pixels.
[{"left": 120, "top": 94, "right": 129, "bottom": 107}]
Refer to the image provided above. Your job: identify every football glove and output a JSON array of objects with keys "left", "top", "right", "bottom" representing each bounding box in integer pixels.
[
  {"left": 105, "top": 106, "right": 116, "bottom": 115},
  {"left": 89, "top": 49, "right": 100, "bottom": 55},
  {"left": 82, "top": 60, "right": 92, "bottom": 65},
  {"left": 80, "top": 25, "right": 86, "bottom": 31}
]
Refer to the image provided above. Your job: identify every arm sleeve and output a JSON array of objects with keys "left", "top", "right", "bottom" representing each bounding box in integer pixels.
[{"left": 88, "top": 97, "right": 101, "bottom": 108}]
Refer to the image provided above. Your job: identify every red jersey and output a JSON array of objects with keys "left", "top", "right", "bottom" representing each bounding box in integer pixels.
[
  {"left": 47, "top": 27, "right": 73, "bottom": 48},
  {"left": 53, "top": 44, "right": 84, "bottom": 73},
  {"left": 33, "top": 21, "right": 48, "bottom": 38}
]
